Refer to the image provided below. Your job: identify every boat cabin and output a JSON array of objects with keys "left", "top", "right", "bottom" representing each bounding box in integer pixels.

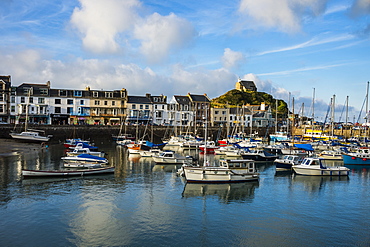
[{"left": 220, "top": 159, "right": 256, "bottom": 172}]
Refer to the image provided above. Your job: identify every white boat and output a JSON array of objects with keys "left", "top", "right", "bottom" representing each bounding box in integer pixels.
[
  {"left": 292, "top": 157, "right": 349, "bottom": 176},
  {"left": 138, "top": 148, "right": 162, "bottom": 157},
  {"left": 181, "top": 159, "right": 259, "bottom": 183},
  {"left": 152, "top": 150, "right": 194, "bottom": 164},
  {"left": 66, "top": 147, "right": 105, "bottom": 157},
  {"left": 318, "top": 150, "right": 343, "bottom": 160},
  {"left": 22, "top": 166, "right": 115, "bottom": 178},
  {"left": 63, "top": 162, "right": 103, "bottom": 169},
  {"left": 61, "top": 154, "right": 109, "bottom": 164},
  {"left": 274, "top": 155, "right": 306, "bottom": 171},
  {"left": 10, "top": 130, "right": 51, "bottom": 142}
]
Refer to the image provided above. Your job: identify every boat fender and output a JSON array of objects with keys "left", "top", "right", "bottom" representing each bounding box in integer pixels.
[
  {"left": 352, "top": 157, "right": 356, "bottom": 160},
  {"left": 363, "top": 158, "right": 367, "bottom": 161}
]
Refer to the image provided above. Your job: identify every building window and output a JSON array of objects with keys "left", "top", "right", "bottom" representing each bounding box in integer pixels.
[
  {"left": 67, "top": 107, "right": 73, "bottom": 114},
  {"left": 0, "top": 105, "right": 3, "bottom": 113},
  {"left": 21, "top": 97, "right": 25, "bottom": 103},
  {"left": 55, "top": 107, "right": 61, "bottom": 113},
  {"left": 29, "top": 97, "right": 33, "bottom": 103},
  {"left": 67, "top": 99, "right": 73, "bottom": 105},
  {"left": 112, "top": 101, "right": 115, "bottom": 106},
  {"left": 80, "top": 100, "right": 84, "bottom": 105},
  {"left": 38, "top": 98, "right": 45, "bottom": 104},
  {"left": 215, "top": 111, "right": 219, "bottom": 114},
  {"left": 140, "top": 105, "right": 143, "bottom": 109},
  {"left": 132, "top": 105, "right": 136, "bottom": 109},
  {"left": 11, "top": 106, "right": 15, "bottom": 112},
  {"left": 55, "top": 99, "right": 61, "bottom": 104},
  {"left": 104, "top": 101, "right": 108, "bottom": 105},
  {"left": 0, "top": 94, "right": 3, "bottom": 101},
  {"left": 11, "top": 96, "right": 15, "bottom": 103},
  {"left": 145, "top": 105, "right": 149, "bottom": 109},
  {"left": 93, "top": 92, "right": 99, "bottom": 97},
  {"left": 59, "top": 90, "right": 67, "bottom": 97},
  {"left": 105, "top": 92, "right": 113, "bottom": 98},
  {"left": 74, "top": 91, "right": 82, "bottom": 97},
  {"left": 95, "top": 100, "right": 100, "bottom": 105},
  {"left": 40, "top": 88, "right": 48, "bottom": 95}
]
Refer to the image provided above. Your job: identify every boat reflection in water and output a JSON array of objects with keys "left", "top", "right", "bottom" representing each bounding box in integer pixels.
[
  {"left": 152, "top": 164, "right": 182, "bottom": 172},
  {"left": 291, "top": 173, "right": 349, "bottom": 193},
  {"left": 182, "top": 182, "right": 259, "bottom": 203}
]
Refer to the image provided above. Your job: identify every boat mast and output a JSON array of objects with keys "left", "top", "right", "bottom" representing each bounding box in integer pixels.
[
  {"left": 366, "top": 81, "right": 369, "bottom": 139},
  {"left": 275, "top": 99, "right": 278, "bottom": 133},
  {"left": 204, "top": 104, "right": 208, "bottom": 166},
  {"left": 331, "top": 94, "right": 335, "bottom": 138}
]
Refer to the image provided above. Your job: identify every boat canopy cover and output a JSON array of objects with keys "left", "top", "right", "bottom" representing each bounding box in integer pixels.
[
  {"left": 77, "top": 154, "right": 106, "bottom": 160},
  {"left": 293, "top": 144, "right": 314, "bottom": 151},
  {"left": 77, "top": 142, "right": 98, "bottom": 149},
  {"left": 146, "top": 141, "right": 167, "bottom": 147}
]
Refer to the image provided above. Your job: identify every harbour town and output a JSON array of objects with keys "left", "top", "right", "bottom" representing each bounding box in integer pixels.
[
  {"left": 1, "top": 77, "right": 370, "bottom": 246},
  {"left": 2, "top": 0, "right": 370, "bottom": 245}
]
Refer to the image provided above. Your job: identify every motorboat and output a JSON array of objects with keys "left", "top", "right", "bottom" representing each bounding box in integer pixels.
[
  {"left": 199, "top": 141, "right": 219, "bottom": 154},
  {"left": 292, "top": 157, "right": 349, "bottom": 176},
  {"left": 342, "top": 147, "right": 370, "bottom": 165},
  {"left": 61, "top": 154, "right": 109, "bottom": 164},
  {"left": 10, "top": 130, "right": 52, "bottom": 142},
  {"left": 68, "top": 142, "right": 98, "bottom": 151},
  {"left": 239, "top": 148, "right": 278, "bottom": 162},
  {"left": 181, "top": 159, "right": 259, "bottom": 183},
  {"left": 152, "top": 150, "right": 194, "bottom": 164},
  {"left": 63, "top": 162, "right": 103, "bottom": 169},
  {"left": 66, "top": 145, "right": 105, "bottom": 157},
  {"left": 63, "top": 138, "right": 92, "bottom": 148},
  {"left": 274, "top": 155, "right": 306, "bottom": 171},
  {"left": 318, "top": 150, "right": 343, "bottom": 160},
  {"left": 138, "top": 148, "right": 162, "bottom": 157},
  {"left": 22, "top": 166, "right": 115, "bottom": 178}
]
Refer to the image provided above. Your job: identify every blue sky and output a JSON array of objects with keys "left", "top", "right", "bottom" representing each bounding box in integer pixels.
[{"left": 1, "top": 0, "right": 370, "bottom": 123}]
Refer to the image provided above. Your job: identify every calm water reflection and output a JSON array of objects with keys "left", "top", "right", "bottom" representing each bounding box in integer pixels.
[{"left": 1, "top": 138, "right": 370, "bottom": 246}]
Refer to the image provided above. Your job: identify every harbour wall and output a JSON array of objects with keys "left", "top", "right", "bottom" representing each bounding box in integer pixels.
[{"left": 0, "top": 125, "right": 365, "bottom": 144}]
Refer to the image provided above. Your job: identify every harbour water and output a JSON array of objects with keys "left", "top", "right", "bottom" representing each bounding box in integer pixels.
[{"left": 1, "top": 138, "right": 370, "bottom": 246}]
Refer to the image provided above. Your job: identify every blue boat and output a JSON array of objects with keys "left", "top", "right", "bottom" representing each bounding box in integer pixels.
[{"left": 342, "top": 147, "right": 370, "bottom": 165}]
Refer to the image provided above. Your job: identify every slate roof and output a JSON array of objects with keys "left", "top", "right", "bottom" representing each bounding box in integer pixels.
[
  {"left": 188, "top": 93, "right": 210, "bottom": 102},
  {"left": 174, "top": 95, "right": 191, "bottom": 104},
  {"left": 127, "top": 96, "right": 152, "bottom": 104}
]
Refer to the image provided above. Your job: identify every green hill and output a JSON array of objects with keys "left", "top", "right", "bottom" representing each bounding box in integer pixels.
[{"left": 211, "top": 89, "right": 288, "bottom": 117}]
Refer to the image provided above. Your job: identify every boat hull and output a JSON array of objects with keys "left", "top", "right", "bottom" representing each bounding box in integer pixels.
[
  {"left": 22, "top": 167, "right": 115, "bottom": 178},
  {"left": 342, "top": 154, "right": 370, "bottom": 165},
  {"left": 292, "top": 166, "right": 349, "bottom": 176},
  {"left": 183, "top": 167, "right": 259, "bottom": 183},
  {"left": 10, "top": 133, "right": 50, "bottom": 142}
]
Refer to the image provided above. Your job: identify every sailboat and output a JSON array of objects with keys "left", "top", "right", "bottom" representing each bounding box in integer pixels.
[
  {"left": 10, "top": 89, "right": 52, "bottom": 142},
  {"left": 180, "top": 106, "right": 260, "bottom": 183}
]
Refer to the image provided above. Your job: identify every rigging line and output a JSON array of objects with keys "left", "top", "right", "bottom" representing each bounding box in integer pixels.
[
  {"left": 356, "top": 96, "right": 366, "bottom": 123},
  {"left": 338, "top": 97, "right": 347, "bottom": 123}
]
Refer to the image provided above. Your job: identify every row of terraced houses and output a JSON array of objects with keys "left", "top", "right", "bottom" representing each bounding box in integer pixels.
[{"left": 0, "top": 75, "right": 274, "bottom": 128}]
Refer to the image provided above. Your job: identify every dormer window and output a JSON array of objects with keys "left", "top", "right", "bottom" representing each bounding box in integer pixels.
[
  {"left": 93, "top": 91, "right": 99, "bottom": 97},
  {"left": 105, "top": 92, "right": 113, "bottom": 98},
  {"left": 74, "top": 90, "right": 82, "bottom": 97},
  {"left": 59, "top": 90, "right": 67, "bottom": 97}
]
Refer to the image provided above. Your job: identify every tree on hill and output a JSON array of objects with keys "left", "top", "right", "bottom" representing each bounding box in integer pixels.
[{"left": 211, "top": 89, "right": 288, "bottom": 117}]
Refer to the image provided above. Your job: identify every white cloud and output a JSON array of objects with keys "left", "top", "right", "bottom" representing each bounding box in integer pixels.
[
  {"left": 238, "top": 0, "right": 328, "bottom": 33},
  {"left": 70, "top": 0, "right": 141, "bottom": 54},
  {"left": 134, "top": 13, "right": 197, "bottom": 64},
  {"left": 221, "top": 48, "right": 245, "bottom": 69}
]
